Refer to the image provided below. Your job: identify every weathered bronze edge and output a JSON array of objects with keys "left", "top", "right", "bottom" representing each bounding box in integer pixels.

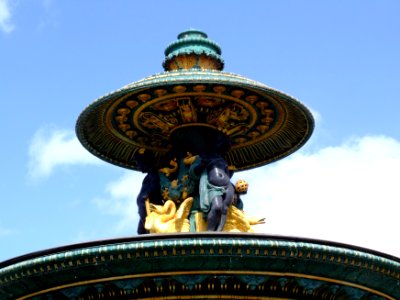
[
  {"left": 16, "top": 270, "right": 396, "bottom": 300},
  {"left": 2, "top": 233, "right": 399, "bottom": 268}
]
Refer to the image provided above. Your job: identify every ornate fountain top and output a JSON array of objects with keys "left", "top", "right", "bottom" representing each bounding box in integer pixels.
[{"left": 76, "top": 30, "right": 314, "bottom": 172}]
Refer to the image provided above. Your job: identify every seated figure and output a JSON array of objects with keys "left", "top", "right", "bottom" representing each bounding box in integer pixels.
[
  {"left": 199, "top": 154, "right": 234, "bottom": 231},
  {"left": 133, "top": 149, "right": 163, "bottom": 234}
]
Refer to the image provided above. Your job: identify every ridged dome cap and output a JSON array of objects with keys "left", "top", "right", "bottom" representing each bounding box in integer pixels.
[{"left": 163, "top": 29, "right": 224, "bottom": 71}]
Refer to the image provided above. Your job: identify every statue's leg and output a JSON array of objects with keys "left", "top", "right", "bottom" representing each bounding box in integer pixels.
[
  {"left": 137, "top": 219, "right": 147, "bottom": 234},
  {"left": 216, "top": 184, "right": 235, "bottom": 231},
  {"left": 136, "top": 174, "right": 153, "bottom": 235},
  {"left": 137, "top": 196, "right": 149, "bottom": 234},
  {"left": 136, "top": 171, "right": 163, "bottom": 234},
  {"left": 207, "top": 196, "right": 223, "bottom": 231}
]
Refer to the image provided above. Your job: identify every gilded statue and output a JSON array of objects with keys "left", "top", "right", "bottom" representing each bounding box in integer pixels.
[{"left": 145, "top": 197, "right": 193, "bottom": 233}]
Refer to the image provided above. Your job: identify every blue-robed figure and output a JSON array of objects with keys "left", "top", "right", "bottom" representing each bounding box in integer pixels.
[{"left": 198, "top": 154, "right": 234, "bottom": 231}]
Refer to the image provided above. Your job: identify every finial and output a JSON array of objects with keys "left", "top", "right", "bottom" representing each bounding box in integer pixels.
[{"left": 163, "top": 29, "right": 224, "bottom": 71}]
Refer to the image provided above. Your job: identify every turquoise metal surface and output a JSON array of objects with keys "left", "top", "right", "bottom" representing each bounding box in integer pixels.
[{"left": 1, "top": 234, "right": 399, "bottom": 299}]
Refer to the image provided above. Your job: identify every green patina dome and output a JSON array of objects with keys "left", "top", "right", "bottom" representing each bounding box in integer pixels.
[{"left": 76, "top": 30, "right": 314, "bottom": 171}]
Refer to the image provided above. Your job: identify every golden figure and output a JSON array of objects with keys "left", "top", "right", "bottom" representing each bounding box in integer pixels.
[
  {"left": 159, "top": 159, "right": 178, "bottom": 177},
  {"left": 207, "top": 104, "right": 249, "bottom": 131},
  {"left": 178, "top": 100, "right": 197, "bottom": 123},
  {"left": 139, "top": 112, "right": 177, "bottom": 134},
  {"left": 183, "top": 152, "right": 198, "bottom": 166},
  {"left": 223, "top": 206, "right": 265, "bottom": 232},
  {"left": 144, "top": 197, "right": 193, "bottom": 233}
]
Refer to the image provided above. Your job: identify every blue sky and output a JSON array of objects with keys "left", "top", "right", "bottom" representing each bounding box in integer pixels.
[{"left": 1, "top": 0, "right": 399, "bottom": 262}]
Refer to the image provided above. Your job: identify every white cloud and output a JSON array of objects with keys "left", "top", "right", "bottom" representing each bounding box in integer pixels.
[
  {"left": 0, "top": 0, "right": 14, "bottom": 33},
  {"left": 237, "top": 135, "right": 400, "bottom": 257},
  {"left": 28, "top": 127, "right": 102, "bottom": 179},
  {"left": 93, "top": 171, "right": 144, "bottom": 233},
  {"left": 93, "top": 135, "right": 400, "bottom": 257},
  {"left": 309, "top": 107, "right": 321, "bottom": 124}
]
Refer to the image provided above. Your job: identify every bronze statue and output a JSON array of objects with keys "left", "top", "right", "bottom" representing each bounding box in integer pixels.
[
  {"left": 135, "top": 141, "right": 263, "bottom": 233},
  {"left": 199, "top": 154, "right": 234, "bottom": 231}
]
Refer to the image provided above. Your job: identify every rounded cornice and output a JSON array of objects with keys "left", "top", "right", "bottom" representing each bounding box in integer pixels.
[{"left": 1, "top": 234, "right": 399, "bottom": 299}]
